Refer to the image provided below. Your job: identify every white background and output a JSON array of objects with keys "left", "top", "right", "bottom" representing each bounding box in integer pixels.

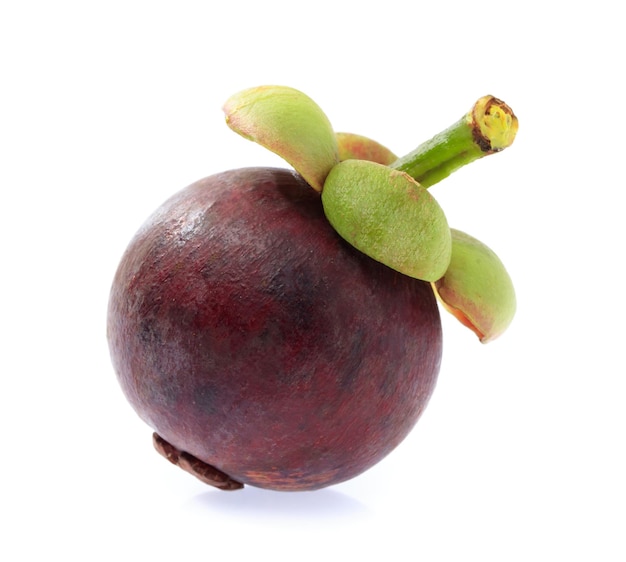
[{"left": 2, "top": 1, "right": 624, "bottom": 560}]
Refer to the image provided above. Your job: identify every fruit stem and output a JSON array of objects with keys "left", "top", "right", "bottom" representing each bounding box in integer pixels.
[{"left": 390, "top": 96, "right": 518, "bottom": 188}]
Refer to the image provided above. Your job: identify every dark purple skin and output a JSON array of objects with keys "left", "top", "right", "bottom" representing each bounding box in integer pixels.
[{"left": 107, "top": 167, "right": 442, "bottom": 491}]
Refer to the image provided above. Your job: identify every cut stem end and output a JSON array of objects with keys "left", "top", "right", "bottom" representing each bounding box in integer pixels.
[{"left": 470, "top": 95, "right": 518, "bottom": 153}]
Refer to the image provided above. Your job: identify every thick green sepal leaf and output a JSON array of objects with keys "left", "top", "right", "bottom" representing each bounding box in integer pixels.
[
  {"left": 432, "top": 229, "right": 516, "bottom": 343},
  {"left": 223, "top": 86, "right": 339, "bottom": 192},
  {"left": 336, "top": 132, "right": 397, "bottom": 165},
  {"left": 322, "top": 160, "right": 451, "bottom": 282}
]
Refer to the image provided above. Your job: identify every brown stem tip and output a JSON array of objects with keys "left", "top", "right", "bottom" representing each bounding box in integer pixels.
[
  {"left": 152, "top": 433, "right": 244, "bottom": 491},
  {"left": 470, "top": 95, "right": 518, "bottom": 153}
]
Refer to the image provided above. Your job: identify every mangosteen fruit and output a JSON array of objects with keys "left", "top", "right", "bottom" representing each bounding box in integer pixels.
[{"left": 107, "top": 86, "right": 518, "bottom": 491}]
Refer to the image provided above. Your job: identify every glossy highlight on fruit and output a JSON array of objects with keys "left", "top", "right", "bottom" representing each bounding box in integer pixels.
[{"left": 108, "top": 168, "right": 442, "bottom": 491}]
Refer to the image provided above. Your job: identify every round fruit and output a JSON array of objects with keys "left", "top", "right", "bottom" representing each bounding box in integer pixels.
[{"left": 107, "top": 167, "right": 442, "bottom": 491}]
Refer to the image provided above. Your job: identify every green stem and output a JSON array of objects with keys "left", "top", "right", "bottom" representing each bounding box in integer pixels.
[{"left": 391, "top": 96, "right": 518, "bottom": 188}]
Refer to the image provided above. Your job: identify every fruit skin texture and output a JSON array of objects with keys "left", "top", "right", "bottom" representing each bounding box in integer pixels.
[{"left": 107, "top": 167, "right": 442, "bottom": 491}]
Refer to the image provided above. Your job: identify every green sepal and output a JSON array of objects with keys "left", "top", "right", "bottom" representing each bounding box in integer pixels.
[
  {"left": 223, "top": 85, "right": 339, "bottom": 192},
  {"left": 322, "top": 160, "right": 451, "bottom": 282},
  {"left": 336, "top": 132, "right": 397, "bottom": 165},
  {"left": 432, "top": 229, "right": 516, "bottom": 343}
]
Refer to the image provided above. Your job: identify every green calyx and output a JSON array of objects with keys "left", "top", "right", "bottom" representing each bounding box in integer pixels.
[
  {"left": 224, "top": 86, "right": 339, "bottom": 192},
  {"left": 336, "top": 132, "right": 397, "bottom": 165},
  {"left": 322, "top": 160, "right": 451, "bottom": 282},
  {"left": 222, "top": 85, "right": 519, "bottom": 341},
  {"left": 432, "top": 230, "right": 516, "bottom": 343}
]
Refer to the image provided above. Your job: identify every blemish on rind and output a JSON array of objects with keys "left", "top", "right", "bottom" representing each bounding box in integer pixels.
[{"left": 153, "top": 433, "right": 244, "bottom": 491}]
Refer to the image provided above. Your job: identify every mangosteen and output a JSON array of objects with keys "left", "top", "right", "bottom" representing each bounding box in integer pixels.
[{"left": 107, "top": 86, "right": 518, "bottom": 491}]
